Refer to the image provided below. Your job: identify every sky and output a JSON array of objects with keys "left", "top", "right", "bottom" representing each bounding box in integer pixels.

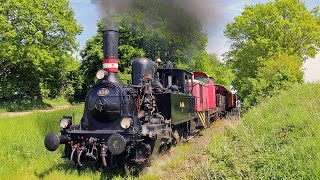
[{"left": 70, "top": 0, "right": 320, "bottom": 82}]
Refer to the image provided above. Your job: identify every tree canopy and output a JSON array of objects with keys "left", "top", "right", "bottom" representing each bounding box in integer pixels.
[
  {"left": 225, "top": 0, "right": 320, "bottom": 107},
  {"left": 178, "top": 52, "right": 234, "bottom": 88},
  {"left": 0, "top": 0, "right": 82, "bottom": 99}
]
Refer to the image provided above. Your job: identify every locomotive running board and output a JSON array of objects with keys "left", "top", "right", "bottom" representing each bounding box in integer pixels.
[{"left": 65, "top": 129, "right": 134, "bottom": 135}]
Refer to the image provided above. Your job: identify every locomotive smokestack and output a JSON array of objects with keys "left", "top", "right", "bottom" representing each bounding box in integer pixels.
[{"left": 102, "top": 21, "right": 120, "bottom": 84}]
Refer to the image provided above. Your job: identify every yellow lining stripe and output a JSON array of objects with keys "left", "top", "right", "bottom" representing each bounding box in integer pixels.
[{"left": 197, "top": 112, "right": 206, "bottom": 127}]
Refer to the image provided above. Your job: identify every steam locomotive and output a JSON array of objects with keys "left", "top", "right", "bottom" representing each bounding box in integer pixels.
[{"left": 44, "top": 24, "right": 239, "bottom": 169}]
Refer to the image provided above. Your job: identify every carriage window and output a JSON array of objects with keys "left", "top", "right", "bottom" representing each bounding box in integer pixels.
[
  {"left": 185, "top": 75, "right": 188, "bottom": 93},
  {"left": 168, "top": 75, "right": 172, "bottom": 87},
  {"left": 172, "top": 76, "right": 179, "bottom": 85},
  {"left": 236, "top": 100, "right": 241, "bottom": 108},
  {"left": 184, "top": 75, "right": 192, "bottom": 94}
]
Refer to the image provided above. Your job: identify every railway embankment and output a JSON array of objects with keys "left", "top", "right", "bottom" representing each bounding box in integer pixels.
[
  {"left": 138, "top": 120, "right": 239, "bottom": 180},
  {"left": 191, "top": 83, "right": 320, "bottom": 179}
]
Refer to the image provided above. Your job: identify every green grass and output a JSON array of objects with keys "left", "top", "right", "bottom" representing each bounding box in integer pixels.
[
  {"left": 42, "top": 97, "right": 74, "bottom": 107},
  {"left": 193, "top": 83, "right": 320, "bottom": 179},
  {"left": 0, "top": 104, "right": 142, "bottom": 179},
  {"left": 138, "top": 143, "right": 193, "bottom": 179},
  {"left": 162, "top": 144, "right": 192, "bottom": 171},
  {"left": 0, "top": 97, "right": 77, "bottom": 112},
  {"left": 0, "top": 104, "right": 97, "bottom": 179}
]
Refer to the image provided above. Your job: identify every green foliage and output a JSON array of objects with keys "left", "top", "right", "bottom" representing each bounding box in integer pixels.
[
  {"left": 243, "top": 53, "right": 303, "bottom": 108},
  {"left": 0, "top": 0, "right": 82, "bottom": 99},
  {"left": 192, "top": 52, "right": 234, "bottom": 88},
  {"left": 80, "top": 20, "right": 147, "bottom": 86},
  {"left": 79, "top": 31, "right": 103, "bottom": 86},
  {"left": 0, "top": 98, "right": 50, "bottom": 112},
  {"left": 0, "top": 97, "right": 74, "bottom": 112},
  {"left": 120, "top": 0, "right": 208, "bottom": 63},
  {"left": 177, "top": 52, "right": 234, "bottom": 88},
  {"left": 225, "top": 0, "right": 320, "bottom": 107},
  {"left": 194, "top": 83, "right": 320, "bottom": 179}
]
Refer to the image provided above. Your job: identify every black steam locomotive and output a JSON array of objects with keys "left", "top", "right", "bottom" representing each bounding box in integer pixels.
[{"left": 44, "top": 25, "right": 199, "bottom": 168}]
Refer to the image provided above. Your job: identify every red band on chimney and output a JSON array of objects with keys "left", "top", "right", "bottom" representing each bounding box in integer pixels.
[{"left": 102, "top": 58, "right": 119, "bottom": 73}]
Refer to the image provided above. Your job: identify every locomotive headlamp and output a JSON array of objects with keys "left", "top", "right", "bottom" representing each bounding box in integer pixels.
[
  {"left": 120, "top": 117, "right": 133, "bottom": 129},
  {"left": 60, "top": 116, "right": 72, "bottom": 129},
  {"left": 96, "top": 70, "right": 107, "bottom": 80}
]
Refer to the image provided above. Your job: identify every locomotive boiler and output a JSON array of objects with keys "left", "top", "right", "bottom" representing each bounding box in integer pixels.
[{"left": 44, "top": 23, "right": 195, "bottom": 168}]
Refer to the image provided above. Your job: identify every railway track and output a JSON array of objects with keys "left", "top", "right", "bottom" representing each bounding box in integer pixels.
[{"left": 140, "top": 119, "right": 240, "bottom": 179}]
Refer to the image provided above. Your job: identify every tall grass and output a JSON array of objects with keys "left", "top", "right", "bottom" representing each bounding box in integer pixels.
[
  {"left": 0, "top": 105, "right": 91, "bottom": 179},
  {"left": 193, "top": 83, "right": 320, "bottom": 179},
  {"left": 0, "top": 105, "right": 143, "bottom": 179}
]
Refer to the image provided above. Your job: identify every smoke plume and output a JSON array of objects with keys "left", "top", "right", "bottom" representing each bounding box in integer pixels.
[
  {"left": 91, "top": 0, "right": 224, "bottom": 27},
  {"left": 161, "top": 0, "right": 224, "bottom": 26}
]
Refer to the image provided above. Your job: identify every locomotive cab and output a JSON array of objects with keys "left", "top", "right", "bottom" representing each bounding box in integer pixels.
[
  {"left": 155, "top": 67, "right": 195, "bottom": 127},
  {"left": 157, "top": 67, "right": 193, "bottom": 94}
]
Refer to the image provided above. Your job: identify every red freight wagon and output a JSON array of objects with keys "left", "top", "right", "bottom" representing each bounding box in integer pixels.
[
  {"left": 193, "top": 72, "right": 217, "bottom": 127},
  {"left": 193, "top": 72, "right": 216, "bottom": 109},
  {"left": 215, "top": 84, "right": 237, "bottom": 113},
  {"left": 193, "top": 80, "right": 207, "bottom": 112}
]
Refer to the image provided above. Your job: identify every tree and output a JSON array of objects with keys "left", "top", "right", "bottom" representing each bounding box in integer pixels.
[
  {"left": 0, "top": 0, "right": 82, "bottom": 99},
  {"left": 179, "top": 52, "right": 234, "bottom": 88},
  {"left": 243, "top": 53, "right": 303, "bottom": 107},
  {"left": 224, "top": 0, "right": 320, "bottom": 107}
]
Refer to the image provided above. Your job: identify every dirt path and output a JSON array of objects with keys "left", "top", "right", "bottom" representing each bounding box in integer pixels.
[
  {"left": 0, "top": 105, "right": 72, "bottom": 117},
  {"left": 140, "top": 119, "right": 239, "bottom": 179}
]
